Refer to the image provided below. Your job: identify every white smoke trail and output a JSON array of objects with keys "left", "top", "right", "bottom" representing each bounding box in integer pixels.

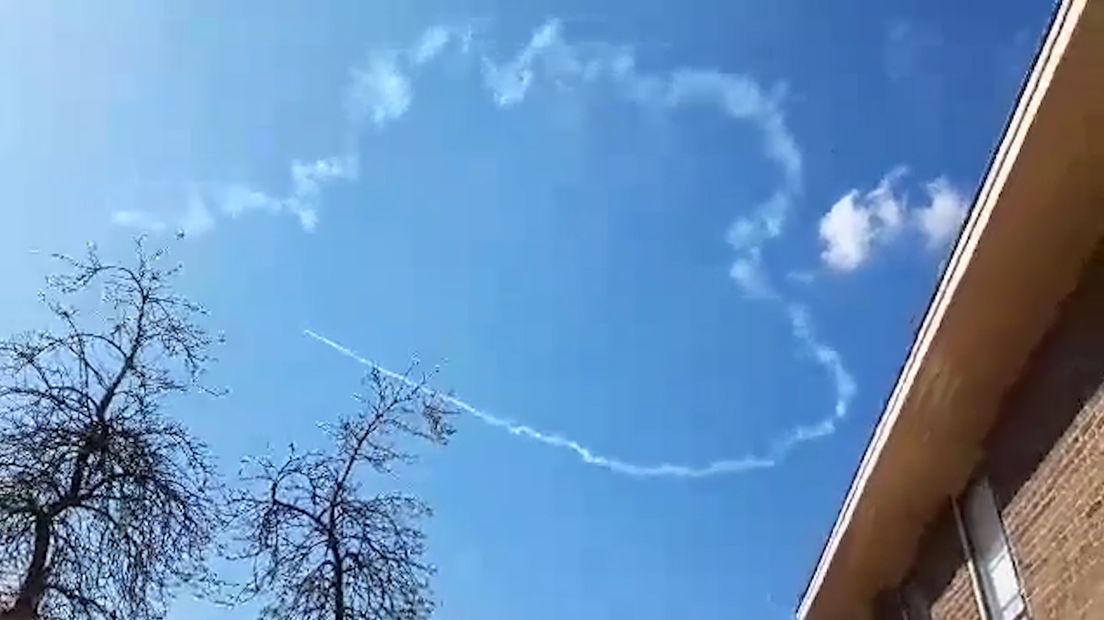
[{"left": 303, "top": 328, "right": 854, "bottom": 479}]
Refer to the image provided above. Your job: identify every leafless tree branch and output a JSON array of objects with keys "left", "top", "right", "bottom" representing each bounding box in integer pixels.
[
  {"left": 0, "top": 239, "right": 223, "bottom": 620},
  {"left": 230, "top": 367, "right": 457, "bottom": 620}
]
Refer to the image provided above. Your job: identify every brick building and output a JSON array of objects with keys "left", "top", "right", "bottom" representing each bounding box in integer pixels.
[{"left": 796, "top": 1, "right": 1104, "bottom": 619}]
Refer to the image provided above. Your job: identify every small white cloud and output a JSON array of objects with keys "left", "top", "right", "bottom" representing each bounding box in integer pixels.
[
  {"left": 110, "top": 199, "right": 213, "bottom": 237},
  {"left": 197, "top": 155, "right": 357, "bottom": 233},
  {"left": 482, "top": 60, "right": 534, "bottom": 106},
  {"left": 820, "top": 191, "right": 875, "bottom": 271},
  {"left": 283, "top": 156, "right": 356, "bottom": 232},
  {"left": 729, "top": 256, "right": 775, "bottom": 300},
  {"left": 180, "top": 194, "right": 215, "bottom": 236},
  {"left": 915, "top": 177, "right": 967, "bottom": 248},
  {"left": 866, "top": 167, "right": 907, "bottom": 234},
  {"left": 348, "top": 55, "right": 412, "bottom": 127},
  {"left": 819, "top": 168, "right": 908, "bottom": 271},
  {"left": 411, "top": 26, "right": 452, "bottom": 65},
  {"left": 818, "top": 169, "right": 967, "bottom": 271},
  {"left": 481, "top": 19, "right": 564, "bottom": 106},
  {"left": 111, "top": 210, "right": 167, "bottom": 233},
  {"left": 220, "top": 185, "right": 280, "bottom": 218},
  {"left": 528, "top": 20, "right": 561, "bottom": 49},
  {"left": 293, "top": 208, "right": 319, "bottom": 232},
  {"left": 290, "top": 156, "right": 356, "bottom": 197}
]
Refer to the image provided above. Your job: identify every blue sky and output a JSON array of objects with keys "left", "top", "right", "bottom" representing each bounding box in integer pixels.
[{"left": 0, "top": 1, "right": 1051, "bottom": 618}]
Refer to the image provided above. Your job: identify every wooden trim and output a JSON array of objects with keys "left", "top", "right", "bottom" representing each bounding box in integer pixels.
[{"left": 952, "top": 492, "right": 992, "bottom": 620}]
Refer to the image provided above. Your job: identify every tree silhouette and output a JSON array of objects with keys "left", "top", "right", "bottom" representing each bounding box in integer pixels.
[
  {"left": 0, "top": 240, "right": 222, "bottom": 620},
  {"left": 230, "top": 366, "right": 457, "bottom": 620}
]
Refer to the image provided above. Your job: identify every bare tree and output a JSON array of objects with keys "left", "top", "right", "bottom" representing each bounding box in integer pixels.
[
  {"left": 230, "top": 366, "right": 457, "bottom": 620},
  {"left": 0, "top": 240, "right": 222, "bottom": 620}
]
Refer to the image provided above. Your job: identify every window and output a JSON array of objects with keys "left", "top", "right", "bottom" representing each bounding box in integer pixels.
[{"left": 956, "top": 479, "right": 1027, "bottom": 620}]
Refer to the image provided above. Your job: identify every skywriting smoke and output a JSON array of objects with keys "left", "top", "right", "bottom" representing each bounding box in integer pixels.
[{"left": 304, "top": 328, "right": 851, "bottom": 479}]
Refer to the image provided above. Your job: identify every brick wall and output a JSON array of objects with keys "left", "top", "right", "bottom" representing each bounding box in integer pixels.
[
  {"left": 877, "top": 242, "right": 1104, "bottom": 619},
  {"left": 984, "top": 241, "right": 1104, "bottom": 620}
]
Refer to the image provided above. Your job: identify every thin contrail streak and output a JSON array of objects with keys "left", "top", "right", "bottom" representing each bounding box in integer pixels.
[{"left": 303, "top": 328, "right": 832, "bottom": 478}]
